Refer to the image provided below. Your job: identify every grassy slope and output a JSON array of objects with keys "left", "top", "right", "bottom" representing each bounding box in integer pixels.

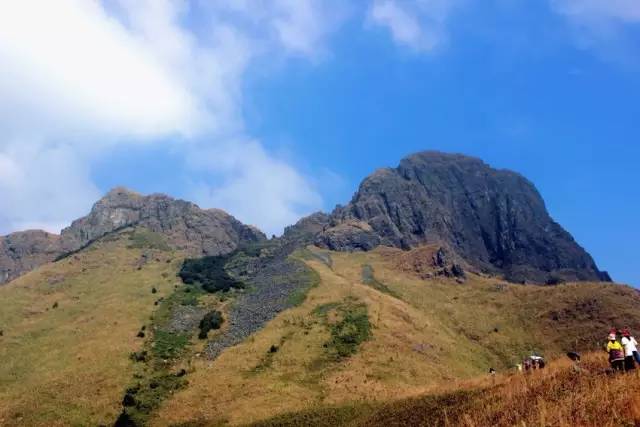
[
  {"left": 155, "top": 246, "right": 640, "bottom": 426},
  {"left": 1, "top": 242, "right": 639, "bottom": 426},
  {"left": 253, "top": 353, "right": 640, "bottom": 427},
  {"left": 0, "top": 232, "right": 182, "bottom": 426}
]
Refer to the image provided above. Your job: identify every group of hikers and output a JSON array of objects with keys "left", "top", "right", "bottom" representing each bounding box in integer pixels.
[
  {"left": 606, "top": 328, "right": 640, "bottom": 372},
  {"left": 490, "top": 328, "right": 640, "bottom": 376}
]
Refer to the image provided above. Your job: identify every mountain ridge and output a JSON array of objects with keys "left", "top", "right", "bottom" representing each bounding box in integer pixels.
[
  {"left": 0, "top": 187, "right": 265, "bottom": 284},
  {"left": 0, "top": 151, "right": 610, "bottom": 285}
]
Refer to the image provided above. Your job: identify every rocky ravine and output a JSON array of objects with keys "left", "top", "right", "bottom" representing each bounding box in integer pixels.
[
  {"left": 315, "top": 151, "right": 610, "bottom": 284},
  {"left": 0, "top": 187, "right": 265, "bottom": 284}
]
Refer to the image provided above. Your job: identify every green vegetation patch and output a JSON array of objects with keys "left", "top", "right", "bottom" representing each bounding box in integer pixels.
[
  {"left": 152, "top": 330, "right": 190, "bottom": 360},
  {"left": 314, "top": 298, "right": 371, "bottom": 363},
  {"left": 179, "top": 255, "right": 244, "bottom": 293},
  {"left": 153, "top": 286, "right": 205, "bottom": 327},
  {"left": 285, "top": 264, "right": 321, "bottom": 307},
  {"left": 127, "top": 229, "right": 171, "bottom": 251},
  {"left": 361, "top": 264, "right": 400, "bottom": 299},
  {"left": 117, "top": 371, "right": 188, "bottom": 426},
  {"left": 118, "top": 283, "right": 207, "bottom": 425}
]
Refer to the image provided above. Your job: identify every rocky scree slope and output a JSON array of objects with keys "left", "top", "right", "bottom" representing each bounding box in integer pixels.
[
  {"left": 315, "top": 151, "right": 609, "bottom": 284},
  {"left": 0, "top": 187, "right": 265, "bottom": 284}
]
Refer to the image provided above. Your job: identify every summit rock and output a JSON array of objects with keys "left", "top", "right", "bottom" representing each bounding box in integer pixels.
[{"left": 317, "top": 151, "right": 609, "bottom": 284}]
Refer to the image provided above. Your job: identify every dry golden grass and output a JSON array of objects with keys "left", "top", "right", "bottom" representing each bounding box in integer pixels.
[
  {"left": 2, "top": 243, "right": 639, "bottom": 427},
  {"left": 155, "top": 246, "right": 640, "bottom": 426},
  {"left": 253, "top": 352, "right": 640, "bottom": 427},
  {"left": 0, "top": 234, "right": 181, "bottom": 426}
]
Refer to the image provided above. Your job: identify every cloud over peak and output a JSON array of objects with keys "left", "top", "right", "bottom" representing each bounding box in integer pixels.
[{"left": 0, "top": 0, "right": 346, "bottom": 236}]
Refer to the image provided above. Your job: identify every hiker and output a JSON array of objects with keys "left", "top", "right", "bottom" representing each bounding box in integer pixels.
[
  {"left": 621, "top": 328, "right": 637, "bottom": 371},
  {"left": 606, "top": 333, "right": 625, "bottom": 372}
]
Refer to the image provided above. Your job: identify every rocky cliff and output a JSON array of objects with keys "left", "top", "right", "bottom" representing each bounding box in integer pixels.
[
  {"left": 0, "top": 188, "right": 265, "bottom": 284},
  {"left": 0, "top": 230, "right": 62, "bottom": 284},
  {"left": 317, "top": 151, "right": 609, "bottom": 284},
  {"left": 59, "top": 187, "right": 265, "bottom": 256}
]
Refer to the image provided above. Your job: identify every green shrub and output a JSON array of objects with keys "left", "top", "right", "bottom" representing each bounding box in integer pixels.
[
  {"left": 179, "top": 256, "right": 244, "bottom": 293},
  {"left": 198, "top": 310, "right": 224, "bottom": 339}
]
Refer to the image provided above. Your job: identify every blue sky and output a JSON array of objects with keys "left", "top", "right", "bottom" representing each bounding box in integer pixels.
[{"left": 0, "top": 1, "right": 638, "bottom": 285}]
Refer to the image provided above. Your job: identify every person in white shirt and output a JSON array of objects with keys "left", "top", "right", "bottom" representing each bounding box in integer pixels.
[{"left": 621, "top": 328, "right": 637, "bottom": 371}]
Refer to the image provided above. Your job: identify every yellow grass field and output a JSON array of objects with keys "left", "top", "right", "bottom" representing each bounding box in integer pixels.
[
  {"left": 2, "top": 241, "right": 639, "bottom": 426},
  {"left": 0, "top": 233, "right": 181, "bottom": 426},
  {"left": 153, "top": 246, "right": 640, "bottom": 426}
]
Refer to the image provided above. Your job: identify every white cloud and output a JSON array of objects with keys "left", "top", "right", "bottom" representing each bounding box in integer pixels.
[
  {"left": 551, "top": 0, "right": 640, "bottom": 23},
  {"left": 204, "top": 0, "right": 348, "bottom": 60},
  {"left": 188, "top": 140, "right": 323, "bottom": 236},
  {"left": 0, "top": 0, "right": 204, "bottom": 140},
  {"left": 551, "top": 0, "right": 640, "bottom": 58},
  {"left": 0, "top": 0, "right": 346, "bottom": 236},
  {"left": 367, "top": 0, "right": 458, "bottom": 52},
  {"left": 0, "top": 141, "right": 100, "bottom": 234}
]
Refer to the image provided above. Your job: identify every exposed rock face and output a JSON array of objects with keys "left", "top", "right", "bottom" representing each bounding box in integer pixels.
[
  {"left": 0, "top": 231, "right": 62, "bottom": 284},
  {"left": 319, "top": 151, "right": 609, "bottom": 284},
  {"left": 282, "top": 212, "right": 330, "bottom": 244},
  {"left": 314, "top": 219, "right": 380, "bottom": 251},
  {"left": 0, "top": 187, "right": 266, "bottom": 284},
  {"left": 60, "top": 187, "right": 265, "bottom": 256}
]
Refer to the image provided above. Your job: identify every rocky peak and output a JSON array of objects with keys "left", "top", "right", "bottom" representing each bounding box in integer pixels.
[
  {"left": 0, "top": 188, "right": 266, "bottom": 284},
  {"left": 318, "top": 151, "right": 609, "bottom": 284},
  {"left": 60, "top": 187, "right": 266, "bottom": 255}
]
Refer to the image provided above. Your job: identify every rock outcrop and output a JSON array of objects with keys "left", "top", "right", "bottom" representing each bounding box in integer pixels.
[
  {"left": 0, "top": 231, "right": 62, "bottom": 284},
  {"left": 59, "top": 187, "right": 265, "bottom": 256},
  {"left": 314, "top": 219, "right": 380, "bottom": 251},
  {"left": 0, "top": 187, "right": 266, "bottom": 284},
  {"left": 318, "top": 151, "right": 609, "bottom": 284}
]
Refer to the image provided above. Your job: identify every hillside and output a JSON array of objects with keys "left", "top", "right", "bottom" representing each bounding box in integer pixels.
[
  {"left": 149, "top": 246, "right": 640, "bottom": 426},
  {"left": 0, "top": 230, "right": 181, "bottom": 425},
  {"left": 1, "top": 236, "right": 637, "bottom": 426},
  {"left": 252, "top": 352, "right": 640, "bottom": 427},
  {"left": 0, "top": 152, "right": 633, "bottom": 426}
]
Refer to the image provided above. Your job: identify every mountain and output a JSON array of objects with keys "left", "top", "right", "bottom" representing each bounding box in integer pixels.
[
  {"left": 1, "top": 153, "right": 610, "bottom": 286},
  {"left": 59, "top": 187, "right": 265, "bottom": 255},
  {"left": 0, "top": 153, "right": 637, "bottom": 426},
  {"left": 0, "top": 187, "right": 265, "bottom": 285},
  {"left": 316, "top": 151, "right": 609, "bottom": 284}
]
